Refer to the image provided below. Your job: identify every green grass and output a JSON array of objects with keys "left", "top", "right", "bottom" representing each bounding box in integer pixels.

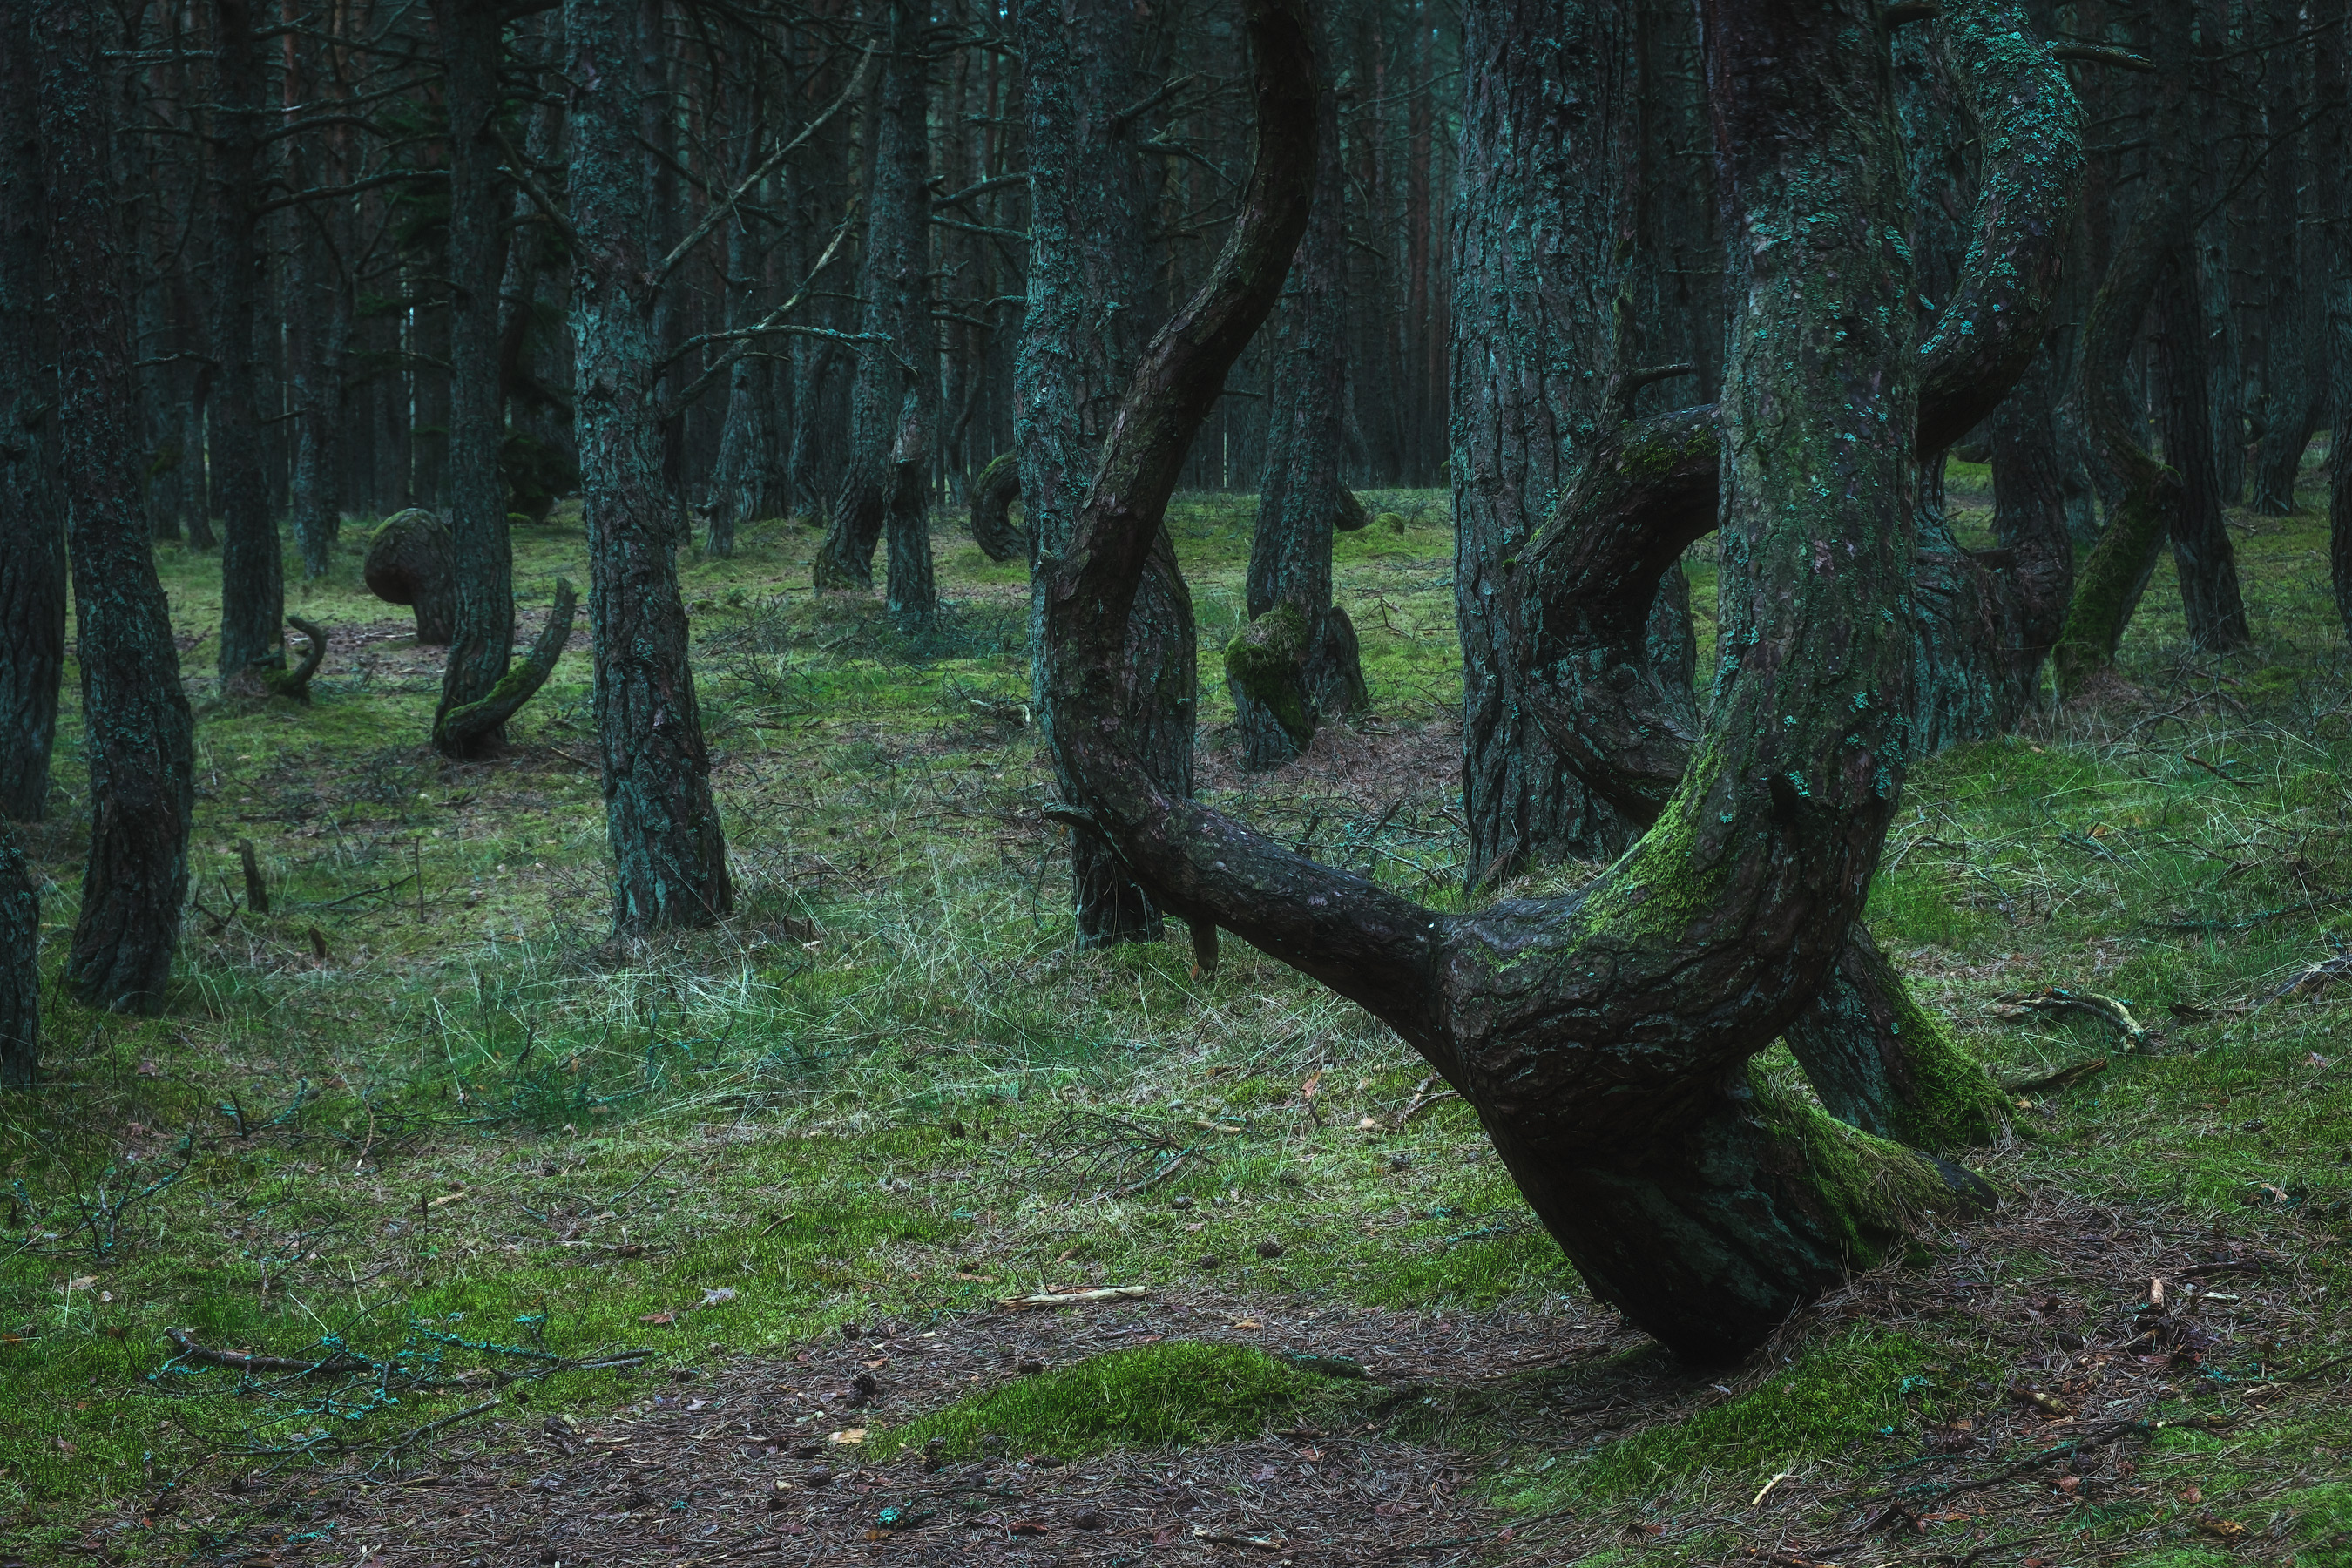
[
  {"left": 4, "top": 441, "right": 2351, "bottom": 1563},
  {"left": 866, "top": 1342, "right": 1314, "bottom": 1461}
]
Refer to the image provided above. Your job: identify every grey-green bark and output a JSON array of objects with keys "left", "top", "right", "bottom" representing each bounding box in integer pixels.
[
  {"left": 38, "top": 0, "right": 197, "bottom": 1014},
  {"left": 0, "top": 0, "right": 61, "bottom": 823},
  {"left": 1017, "top": 0, "right": 1198, "bottom": 948},
  {"left": 812, "top": 0, "right": 937, "bottom": 635},
  {"left": 565, "top": 0, "right": 732, "bottom": 931},
  {"left": 208, "top": 0, "right": 285, "bottom": 690},
  {"left": 1236, "top": 20, "right": 1364, "bottom": 772},
  {"left": 1038, "top": 0, "right": 1998, "bottom": 1362},
  {"left": 435, "top": 0, "right": 521, "bottom": 756}
]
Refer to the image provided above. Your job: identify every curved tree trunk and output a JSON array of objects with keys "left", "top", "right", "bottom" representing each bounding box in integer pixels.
[
  {"left": 1235, "top": 26, "right": 1364, "bottom": 772},
  {"left": 0, "top": 7, "right": 62, "bottom": 824},
  {"left": 1037, "top": 0, "right": 2010, "bottom": 1362},
  {"left": 39, "top": 0, "right": 198, "bottom": 1014},
  {"left": 1017, "top": 0, "right": 1196, "bottom": 949},
  {"left": 969, "top": 452, "right": 1027, "bottom": 562},
  {"left": 209, "top": 0, "right": 284, "bottom": 692},
  {"left": 567, "top": 0, "right": 733, "bottom": 932},
  {"left": 436, "top": 0, "right": 521, "bottom": 757}
]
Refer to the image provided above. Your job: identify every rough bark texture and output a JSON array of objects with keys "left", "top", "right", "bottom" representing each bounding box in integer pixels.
[
  {"left": 0, "top": 2, "right": 62, "bottom": 823},
  {"left": 1038, "top": 0, "right": 1992, "bottom": 1362},
  {"left": 1784, "top": 925, "right": 2010, "bottom": 1150},
  {"left": 1984, "top": 343, "right": 2078, "bottom": 701},
  {"left": 1235, "top": 26, "right": 1365, "bottom": 772},
  {"left": 1017, "top": 0, "right": 1197, "bottom": 948},
  {"left": 434, "top": 583, "right": 578, "bottom": 750},
  {"left": 209, "top": 0, "right": 285, "bottom": 689},
  {"left": 364, "top": 509, "right": 459, "bottom": 644},
  {"left": 2316, "top": 0, "right": 2350, "bottom": 640},
  {"left": 1449, "top": 0, "right": 1640, "bottom": 882},
  {"left": 567, "top": 0, "right": 733, "bottom": 931},
  {"left": 2248, "top": 0, "right": 2321, "bottom": 518},
  {"left": 39, "top": 0, "right": 197, "bottom": 1013},
  {"left": 0, "top": 816, "right": 35, "bottom": 1089},
  {"left": 435, "top": 0, "right": 520, "bottom": 755},
  {"left": 2154, "top": 258, "right": 2252, "bottom": 651},
  {"left": 813, "top": 0, "right": 937, "bottom": 637},
  {"left": 970, "top": 452, "right": 1027, "bottom": 563}
]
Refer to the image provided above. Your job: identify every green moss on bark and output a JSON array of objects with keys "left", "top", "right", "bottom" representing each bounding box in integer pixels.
[{"left": 1223, "top": 604, "right": 1314, "bottom": 744}]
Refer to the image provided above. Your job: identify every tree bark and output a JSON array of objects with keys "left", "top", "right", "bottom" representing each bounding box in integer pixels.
[
  {"left": 1038, "top": 0, "right": 1996, "bottom": 1362},
  {"left": 0, "top": 816, "right": 33, "bottom": 1089},
  {"left": 435, "top": 0, "right": 520, "bottom": 756},
  {"left": 1234, "top": 18, "right": 1364, "bottom": 771},
  {"left": 2154, "top": 257, "right": 2252, "bottom": 652},
  {"left": 38, "top": 0, "right": 198, "bottom": 1014},
  {"left": 813, "top": 0, "right": 937, "bottom": 637},
  {"left": 2248, "top": 0, "right": 2321, "bottom": 517},
  {"left": 209, "top": 0, "right": 285, "bottom": 690},
  {"left": 1017, "top": 0, "right": 1199, "bottom": 948},
  {"left": 0, "top": 1, "right": 63, "bottom": 823},
  {"left": 566, "top": 0, "right": 733, "bottom": 932}
]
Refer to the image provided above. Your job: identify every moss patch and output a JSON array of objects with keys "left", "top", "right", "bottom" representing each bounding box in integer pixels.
[{"left": 867, "top": 1342, "right": 1314, "bottom": 1461}]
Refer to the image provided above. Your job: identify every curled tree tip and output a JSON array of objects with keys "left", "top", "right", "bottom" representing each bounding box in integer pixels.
[{"left": 432, "top": 579, "right": 579, "bottom": 753}]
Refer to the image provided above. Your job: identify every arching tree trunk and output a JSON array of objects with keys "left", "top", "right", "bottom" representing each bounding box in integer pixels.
[
  {"left": 813, "top": 0, "right": 937, "bottom": 637},
  {"left": 1038, "top": 0, "right": 2022, "bottom": 1362},
  {"left": 435, "top": 0, "right": 521, "bottom": 757},
  {"left": 567, "top": 0, "right": 733, "bottom": 931},
  {"left": 1017, "top": 0, "right": 1198, "bottom": 949},
  {"left": 209, "top": 0, "right": 285, "bottom": 691},
  {"left": 0, "top": 4, "right": 62, "bottom": 823},
  {"left": 39, "top": 0, "right": 197, "bottom": 1014}
]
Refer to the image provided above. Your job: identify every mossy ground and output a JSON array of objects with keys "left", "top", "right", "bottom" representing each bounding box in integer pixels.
[{"left": 3, "top": 452, "right": 2349, "bottom": 1564}]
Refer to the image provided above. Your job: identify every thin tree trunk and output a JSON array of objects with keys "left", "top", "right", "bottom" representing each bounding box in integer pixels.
[
  {"left": 0, "top": 3, "right": 63, "bottom": 823},
  {"left": 37, "top": 0, "right": 198, "bottom": 1013},
  {"left": 0, "top": 817, "right": 34, "bottom": 1089},
  {"left": 2322, "top": 0, "right": 2351, "bottom": 639},
  {"left": 2249, "top": 0, "right": 2320, "bottom": 516},
  {"left": 435, "top": 0, "right": 519, "bottom": 756},
  {"left": 210, "top": 0, "right": 284, "bottom": 689},
  {"left": 1233, "top": 14, "right": 1364, "bottom": 770},
  {"left": 566, "top": 0, "right": 733, "bottom": 931}
]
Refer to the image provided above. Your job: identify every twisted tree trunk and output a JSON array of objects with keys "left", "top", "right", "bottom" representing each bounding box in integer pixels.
[
  {"left": 566, "top": 0, "right": 733, "bottom": 931},
  {"left": 1039, "top": 0, "right": 2004, "bottom": 1362},
  {"left": 39, "top": 0, "right": 197, "bottom": 1014}
]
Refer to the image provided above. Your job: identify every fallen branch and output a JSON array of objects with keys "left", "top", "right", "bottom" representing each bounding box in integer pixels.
[
  {"left": 162, "top": 1327, "right": 372, "bottom": 1376},
  {"left": 1990, "top": 988, "right": 2150, "bottom": 1050},
  {"left": 1997, "top": 1058, "right": 2107, "bottom": 1095},
  {"left": 996, "top": 1285, "right": 1152, "bottom": 1308}
]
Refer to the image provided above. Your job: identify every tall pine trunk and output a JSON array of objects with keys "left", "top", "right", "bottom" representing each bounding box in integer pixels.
[
  {"left": 2155, "top": 257, "right": 2252, "bottom": 651},
  {"left": 39, "top": 0, "right": 197, "bottom": 1012},
  {"left": 1233, "top": 18, "right": 1364, "bottom": 770},
  {"left": 0, "top": 5, "right": 63, "bottom": 823},
  {"left": 566, "top": 0, "right": 733, "bottom": 931},
  {"left": 209, "top": 0, "right": 284, "bottom": 689},
  {"left": 435, "top": 0, "right": 519, "bottom": 755}
]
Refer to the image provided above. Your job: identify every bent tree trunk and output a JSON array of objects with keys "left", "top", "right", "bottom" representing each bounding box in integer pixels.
[
  {"left": 1018, "top": 0, "right": 1200, "bottom": 948},
  {"left": 435, "top": 0, "right": 521, "bottom": 757},
  {"left": 39, "top": 0, "right": 197, "bottom": 1013},
  {"left": 1233, "top": 25, "right": 1364, "bottom": 771},
  {"left": 0, "top": 6, "right": 63, "bottom": 824},
  {"left": 1039, "top": 0, "right": 1997, "bottom": 1362},
  {"left": 567, "top": 0, "right": 733, "bottom": 931},
  {"left": 970, "top": 453, "right": 1026, "bottom": 563}
]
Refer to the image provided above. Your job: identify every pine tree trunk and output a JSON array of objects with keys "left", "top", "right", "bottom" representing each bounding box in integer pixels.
[
  {"left": 38, "top": 0, "right": 198, "bottom": 1013},
  {"left": 435, "top": 0, "right": 518, "bottom": 756},
  {"left": 287, "top": 214, "right": 350, "bottom": 580},
  {"left": 1235, "top": 25, "right": 1363, "bottom": 771},
  {"left": 2248, "top": 0, "right": 2321, "bottom": 516},
  {"left": 209, "top": 0, "right": 284, "bottom": 690},
  {"left": 0, "top": 7, "right": 63, "bottom": 823},
  {"left": 0, "top": 816, "right": 34, "bottom": 1088},
  {"left": 814, "top": 0, "right": 937, "bottom": 632},
  {"left": 2155, "top": 256, "right": 2252, "bottom": 651},
  {"left": 2321, "top": 0, "right": 2351, "bottom": 639},
  {"left": 566, "top": 0, "right": 733, "bottom": 932}
]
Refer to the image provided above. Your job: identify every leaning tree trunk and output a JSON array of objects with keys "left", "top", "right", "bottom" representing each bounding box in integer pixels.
[
  {"left": 566, "top": 0, "right": 733, "bottom": 932},
  {"left": 813, "top": 0, "right": 937, "bottom": 635},
  {"left": 1233, "top": 28, "right": 1366, "bottom": 771},
  {"left": 435, "top": 0, "right": 521, "bottom": 757},
  {"left": 38, "top": 0, "right": 197, "bottom": 1013},
  {"left": 1038, "top": 0, "right": 2007, "bottom": 1362},
  {"left": 1017, "top": 0, "right": 1200, "bottom": 949},
  {"left": 0, "top": 5, "right": 63, "bottom": 824},
  {"left": 208, "top": 0, "right": 284, "bottom": 691}
]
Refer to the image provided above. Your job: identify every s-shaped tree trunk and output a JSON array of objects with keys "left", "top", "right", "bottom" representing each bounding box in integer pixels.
[
  {"left": 567, "top": 0, "right": 733, "bottom": 931},
  {"left": 1040, "top": 0, "right": 1999, "bottom": 1362},
  {"left": 39, "top": 0, "right": 197, "bottom": 1014}
]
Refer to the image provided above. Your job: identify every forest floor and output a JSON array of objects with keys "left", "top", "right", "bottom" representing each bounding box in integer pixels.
[{"left": 3, "top": 456, "right": 2349, "bottom": 1568}]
